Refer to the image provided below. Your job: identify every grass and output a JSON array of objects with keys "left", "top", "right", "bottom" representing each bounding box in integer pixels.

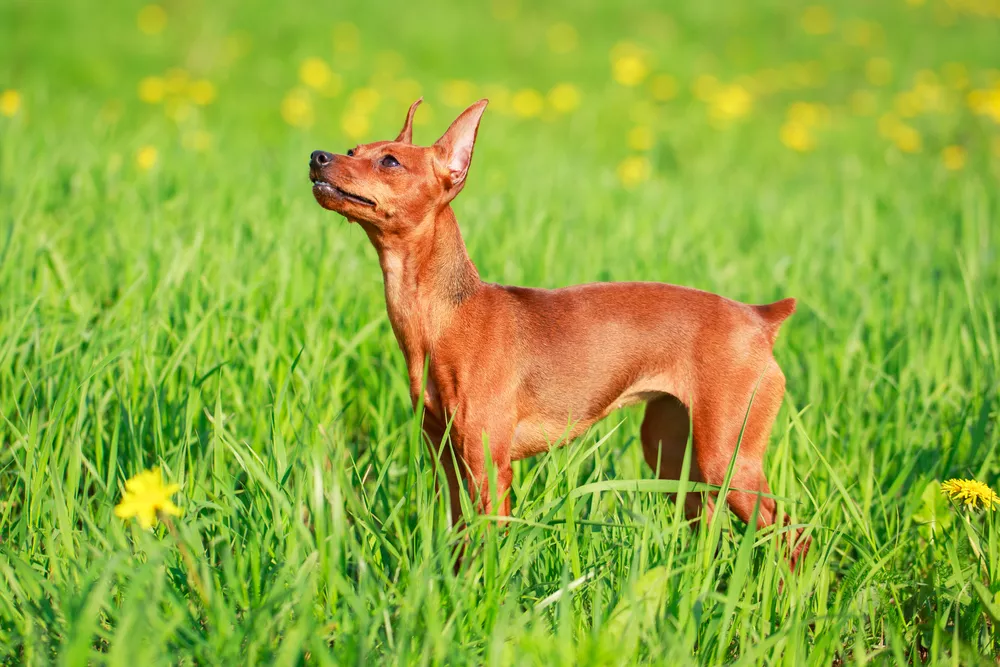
[{"left": 2, "top": 0, "right": 1000, "bottom": 663}]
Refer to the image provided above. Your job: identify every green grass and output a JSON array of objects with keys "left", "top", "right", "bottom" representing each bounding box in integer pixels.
[{"left": 2, "top": 0, "right": 1000, "bottom": 664}]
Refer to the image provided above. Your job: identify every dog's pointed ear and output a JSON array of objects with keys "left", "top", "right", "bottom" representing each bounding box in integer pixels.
[
  {"left": 395, "top": 98, "right": 423, "bottom": 144},
  {"left": 433, "top": 99, "right": 488, "bottom": 195}
]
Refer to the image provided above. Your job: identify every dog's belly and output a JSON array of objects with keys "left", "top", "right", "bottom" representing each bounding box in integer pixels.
[{"left": 510, "top": 374, "right": 682, "bottom": 461}]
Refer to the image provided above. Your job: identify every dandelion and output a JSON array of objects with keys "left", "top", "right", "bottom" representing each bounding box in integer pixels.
[
  {"left": 136, "top": 146, "right": 158, "bottom": 171},
  {"left": 547, "top": 23, "right": 578, "bottom": 54},
  {"left": 547, "top": 83, "right": 581, "bottom": 114},
  {"left": 649, "top": 74, "right": 678, "bottom": 102},
  {"left": 941, "top": 145, "right": 966, "bottom": 170},
  {"left": 892, "top": 125, "right": 922, "bottom": 153},
  {"left": 611, "top": 44, "right": 648, "bottom": 87},
  {"left": 0, "top": 89, "right": 22, "bottom": 117},
  {"left": 138, "top": 76, "right": 166, "bottom": 104},
  {"left": 188, "top": 80, "right": 216, "bottom": 106},
  {"left": 617, "top": 155, "right": 651, "bottom": 189},
  {"left": 299, "top": 58, "right": 333, "bottom": 90},
  {"left": 800, "top": 5, "right": 834, "bottom": 34},
  {"left": 114, "top": 468, "right": 181, "bottom": 528},
  {"left": 511, "top": 89, "right": 544, "bottom": 118},
  {"left": 941, "top": 478, "right": 1000, "bottom": 510},
  {"left": 627, "top": 126, "right": 654, "bottom": 151},
  {"left": 866, "top": 57, "right": 893, "bottom": 86},
  {"left": 780, "top": 122, "right": 814, "bottom": 152},
  {"left": 137, "top": 4, "right": 167, "bottom": 35},
  {"left": 709, "top": 84, "right": 753, "bottom": 122},
  {"left": 281, "top": 88, "right": 314, "bottom": 128}
]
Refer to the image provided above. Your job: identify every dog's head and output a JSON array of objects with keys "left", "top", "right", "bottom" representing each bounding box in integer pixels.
[{"left": 309, "top": 98, "right": 487, "bottom": 233}]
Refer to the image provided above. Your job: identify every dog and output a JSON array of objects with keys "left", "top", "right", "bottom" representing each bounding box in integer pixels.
[{"left": 309, "top": 99, "right": 808, "bottom": 566}]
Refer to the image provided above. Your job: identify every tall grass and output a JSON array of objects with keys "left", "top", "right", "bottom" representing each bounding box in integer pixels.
[{"left": 2, "top": 0, "right": 1000, "bottom": 663}]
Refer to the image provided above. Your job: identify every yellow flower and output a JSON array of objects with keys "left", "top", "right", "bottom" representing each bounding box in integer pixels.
[
  {"left": 114, "top": 468, "right": 181, "bottom": 529},
  {"left": 281, "top": 88, "right": 314, "bottom": 128},
  {"left": 332, "top": 22, "right": 360, "bottom": 53},
  {"left": 709, "top": 84, "right": 753, "bottom": 122},
  {"left": 440, "top": 80, "right": 477, "bottom": 108},
  {"left": 649, "top": 74, "right": 678, "bottom": 101},
  {"left": 136, "top": 146, "right": 158, "bottom": 171},
  {"left": 0, "top": 89, "right": 22, "bottom": 117},
  {"left": 342, "top": 111, "right": 369, "bottom": 139},
  {"left": 892, "top": 125, "right": 922, "bottom": 153},
  {"left": 617, "top": 155, "right": 650, "bottom": 189},
  {"left": 612, "top": 46, "right": 648, "bottom": 87},
  {"left": 968, "top": 89, "right": 1000, "bottom": 123},
  {"left": 627, "top": 126, "right": 654, "bottom": 151},
  {"left": 546, "top": 22, "right": 578, "bottom": 54},
  {"left": 788, "top": 101, "right": 828, "bottom": 126},
  {"left": 800, "top": 5, "right": 834, "bottom": 34},
  {"left": 780, "top": 122, "right": 815, "bottom": 152},
  {"left": 188, "top": 79, "right": 216, "bottom": 106},
  {"left": 941, "top": 478, "right": 999, "bottom": 510},
  {"left": 138, "top": 76, "right": 165, "bottom": 104},
  {"left": 137, "top": 4, "right": 167, "bottom": 35},
  {"left": 511, "top": 89, "right": 544, "bottom": 117},
  {"left": 941, "top": 145, "right": 966, "bottom": 170},
  {"left": 866, "top": 57, "right": 893, "bottom": 86},
  {"left": 547, "top": 83, "right": 581, "bottom": 114},
  {"left": 299, "top": 58, "right": 333, "bottom": 90}
]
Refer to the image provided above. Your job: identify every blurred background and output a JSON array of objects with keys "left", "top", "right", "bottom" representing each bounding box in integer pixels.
[{"left": 3, "top": 0, "right": 999, "bottom": 187}]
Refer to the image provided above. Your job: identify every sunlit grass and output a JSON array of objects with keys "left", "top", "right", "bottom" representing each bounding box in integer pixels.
[{"left": 1, "top": 0, "right": 1000, "bottom": 664}]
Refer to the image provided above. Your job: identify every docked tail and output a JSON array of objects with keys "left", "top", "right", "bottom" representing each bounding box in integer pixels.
[{"left": 753, "top": 297, "right": 796, "bottom": 345}]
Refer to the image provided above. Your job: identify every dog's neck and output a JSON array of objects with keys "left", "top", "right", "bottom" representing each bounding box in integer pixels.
[{"left": 362, "top": 206, "right": 480, "bottom": 371}]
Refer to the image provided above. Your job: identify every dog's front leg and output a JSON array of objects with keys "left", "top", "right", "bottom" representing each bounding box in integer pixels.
[{"left": 453, "top": 418, "right": 514, "bottom": 520}]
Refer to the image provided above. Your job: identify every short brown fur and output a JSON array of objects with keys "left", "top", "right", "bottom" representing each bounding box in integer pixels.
[{"left": 308, "top": 99, "right": 809, "bottom": 568}]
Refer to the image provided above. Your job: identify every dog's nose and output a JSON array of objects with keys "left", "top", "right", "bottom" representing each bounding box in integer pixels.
[{"left": 310, "top": 150, "right": 333, "bottom": 168}]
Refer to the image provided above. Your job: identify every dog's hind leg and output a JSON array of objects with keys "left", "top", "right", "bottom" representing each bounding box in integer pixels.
[{"left": 640, "top": 393, "right": 709, "bottom": 520}]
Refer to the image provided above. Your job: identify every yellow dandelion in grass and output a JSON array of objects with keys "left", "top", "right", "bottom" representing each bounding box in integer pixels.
[
  {"left": 137, "top": 4, "right": 167, "bottom": 35},
  {"left": 941, "top": 478, "right": 999, "bottom": 510},
  {"left": 136, "top": 146, "right": 158, "bottom": 171},
  {"left": 138, "top": 76, "right": 165, "bottom": 104},
  {"left": 511, "top": 89, "right": 544, "bottom": 118},
  {"left": 546, "top": 22, "right": 578, "bottom": 54},
  {"left": 188, "top": 79, "right": 216, "bottom": 106},
  {"left": 611, "top": 43, "right": 649, "bottom": 87},
  {"left": 866, "top": 57, "right": 893, "bottom": 86},
  {"left": 299, "top": 57, "right": 333, "bottom": 90},
  {"left": 617, "top": 155, "right": 651, "bottom": 189},
  {"left": 941, "top": 145, "right": 966, "bottom": 170},
  {"left": 547, "top": 83, "right": 581, "bottom": 114},
  {"left": 627, "top": 125, "right": 654, "bottom": 151},
  {"left": 0, "top": 89, "right": 22, "bottom": 117},
  {"left": 649, "top": 74, "right": 678, "bottom": 102},
  {"left": 780, "top": 122, "right": 815, "bottom": 152},
  {"left": 281, "top": 88, "right": 314, "bottom": 128},
  {"left": 800, "top": 5, "right": 834, "bottom": 34},
  {"left": 968, "top": 89, "right": 1000, "bottom": 123},
  {"left": 708, "top": 84, "right": 753, "bottom": 123},
  {"left": 893, "top": 125, "right": 922, "bottom": 153},
  {"left": 115, "top": 468, "right": 181, "bottom": 529}
]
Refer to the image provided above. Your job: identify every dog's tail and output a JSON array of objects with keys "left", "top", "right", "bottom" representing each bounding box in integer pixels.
[{"left": 753, "top": 297, "right": 796, "bottom": 346}]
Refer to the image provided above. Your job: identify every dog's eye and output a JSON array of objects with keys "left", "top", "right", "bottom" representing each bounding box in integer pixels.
[
  {"left": 346, "top": 149, "right": 355, "bottom": 157},
  {"left": 380, "top": 155, "right": 400, "bottom": 168}
]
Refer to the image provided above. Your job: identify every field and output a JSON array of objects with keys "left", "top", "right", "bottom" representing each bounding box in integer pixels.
[{"left": 2, "top": 0, "right": 1000, "bottom": 664}]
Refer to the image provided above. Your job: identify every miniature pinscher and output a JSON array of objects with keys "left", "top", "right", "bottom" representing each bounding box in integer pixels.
[{"left": 309, "top": 99, "right": 808, "bottom": 567}]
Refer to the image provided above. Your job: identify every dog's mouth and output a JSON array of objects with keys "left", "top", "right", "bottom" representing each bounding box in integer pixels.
[{"left": 312, "top": 179, "right": 376, "bottom": 207}]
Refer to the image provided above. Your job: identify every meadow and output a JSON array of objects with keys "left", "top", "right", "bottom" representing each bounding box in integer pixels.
[{"left": 2, "top": 0, "right": 1000, "bottom": 664}]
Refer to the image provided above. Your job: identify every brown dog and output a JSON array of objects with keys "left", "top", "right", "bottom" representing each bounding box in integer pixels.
[{"left": 309, "top": 99, "right": 806, "bottom": 564}]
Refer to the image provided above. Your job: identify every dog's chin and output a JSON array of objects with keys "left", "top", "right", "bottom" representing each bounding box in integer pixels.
[
  {"left": 312, "top": 182, "right": 345, "bottom": 212},
  {"left": 311, "top": 180, "right": 377, "bottom": 216}
]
